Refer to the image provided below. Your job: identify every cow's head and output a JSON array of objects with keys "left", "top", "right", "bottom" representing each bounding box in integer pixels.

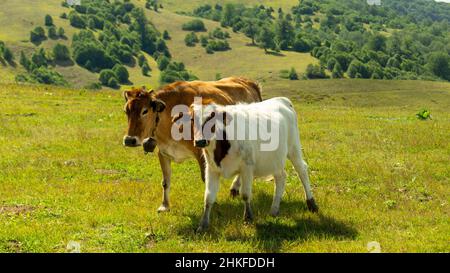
[
  {"left": 123, "top": 87, "right": 166, "bottom": 151},
  {"left": 173, "top": 101, "right": 231, "bottom": 148}
]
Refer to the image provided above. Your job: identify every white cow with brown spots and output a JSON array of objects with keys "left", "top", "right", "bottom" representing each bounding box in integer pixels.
[{"left": 186, "top": 97, "right": 319, "bottom": 232}]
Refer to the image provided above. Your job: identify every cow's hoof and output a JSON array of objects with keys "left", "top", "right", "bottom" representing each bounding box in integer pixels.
[
  {"left": 157, "top": 205, "right": 170, "bottom": 213},
  {"left": 306, "top": 198, "right": 319, "bottom": 213},
  {"left": 196, "top": 223, "right": 209, "bottom": 233},
  {"left": 244, "top": 212, "right": 254, "bottom": 224},
  {"left": 270, "top": 208, "right": 280, "bottom": 217},
  {"left": 230, "top": 189, "right": 239, "bottom": 198}
]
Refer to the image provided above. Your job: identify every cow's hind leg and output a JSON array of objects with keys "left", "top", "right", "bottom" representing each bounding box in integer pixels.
[
  {"left": 157, "top": 152, "right": 172, "bottom": 212},
  {"left": 230, "top": 176, "right": 241, "bottom": 198},
  {"left": 289, "top": 149, "right": 319, "bottom": 213},
  {"left": 197, "top": 168, "right": 220, "bottom": 232},
  {"left": 195, "top": 151, "right": 206, "bottom": 183},
  {"left": 270, "top": 170, "right": 286, "bottom": 217}
]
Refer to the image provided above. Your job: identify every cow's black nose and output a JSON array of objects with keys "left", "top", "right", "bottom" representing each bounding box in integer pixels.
[
  {"left": 195, "top": 140, "right": 208, "bottom": 148},
  {"left": 124, "top": 136, "right": 137, "bottom": 147}
]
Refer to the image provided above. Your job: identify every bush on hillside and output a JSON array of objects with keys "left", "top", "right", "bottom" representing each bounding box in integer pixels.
[{"left": 182, "top": 19, "right": 206, "bottom": 32}]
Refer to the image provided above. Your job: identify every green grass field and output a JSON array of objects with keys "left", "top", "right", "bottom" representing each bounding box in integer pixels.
[{"left": 1, "top": 79, "right": 449, "bottom": 253}]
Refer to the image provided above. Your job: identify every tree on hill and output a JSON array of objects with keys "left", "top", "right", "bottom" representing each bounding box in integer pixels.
[
  {"left": 45, "top": 14, "right": 53, "bottom": 26},
  {"left": 275, "top": 18, "right": 294, "bottom": 50},
  {"left": 142, "top": 62, "right": 151, "bottom": 76},
  {"left": 332, "top": 62, "right": 344, "bottom": 78},
  {"left": 58, "top": 27, "right": 65, "bottom": 38},
  {"left": 69, "top": 12, "right": 86, "bottom": 28},
  {"left": 185, "top": 32, "right": 199, "bottom": 47},
  {"left": 163, "top": 30, "right": 171, "bottom": 40},
  {"left": 20, "top": 51, "right": 31, "bottom": 70},
  {"left": 427, "top": 52, "right": 450, "bottom": 81},
  {"left": 182, "top": 19, "right": 206, "bottom": 32},
  {"left": 30, "top": 26, "right": 46, "bottom": 43},
  {"left": 99, "top": 69, "right": 118, "bottom": 87},
  {"left": 48, "top": 26, "right": 58, "bottom": 39},
  {"left": 2, "top": 47, "right": 14, "bottom": 63},
  {"left": 53, "top": 43, "right": 71, "bottom": 62},
  {"left": 289, "top": 67, "right": 299, "bottom": 80},
  {"left": 242, "top": 19, "right": 259, "bottom": 45},
  {"left": 257, "top": 26, "right": 276, "bottom": 53},
  {"left": 112, "top": 64, "right": 129, "bottom": 84}
]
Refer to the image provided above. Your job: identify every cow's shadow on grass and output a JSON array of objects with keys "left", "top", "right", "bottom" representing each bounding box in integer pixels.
[{"left": 176, "top": 192, "right": 357, "bottom": 252}]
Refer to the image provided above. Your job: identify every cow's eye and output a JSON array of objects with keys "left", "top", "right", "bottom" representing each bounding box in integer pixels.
[{"left": 142, "top": 109, "right": 149, "bottom": 116}]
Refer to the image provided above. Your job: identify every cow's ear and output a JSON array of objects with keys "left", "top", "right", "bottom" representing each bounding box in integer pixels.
[
  {"left": 123, "top": 91, "right": 130, "bottom": 102},
  {"left": 151, "top": 99, "right": 166, "bottom": 113}
]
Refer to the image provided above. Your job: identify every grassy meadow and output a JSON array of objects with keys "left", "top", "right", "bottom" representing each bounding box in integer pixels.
[{"left": 0, "top": 80, "right": 449, "bottom": 253}]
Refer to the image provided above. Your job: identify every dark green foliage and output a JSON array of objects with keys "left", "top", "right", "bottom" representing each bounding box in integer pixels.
[
  {"left": 48, "top": 26, "right": 58, "bottom": 39},
  {"left": 157, "top": 55, "right": 170, "bottom": 71},
  {"left": 112, "top": 64, "right": 129, "bottom": 84},
  {"left": 1, "top": 43, "right": 14, "bottom": 63},
  {"left": 200, "top": 35, "right": 208, "bottom": 47},
  {"left": 72, "top": 30, "right": 115, "bottom": 72},
  {"left": 60, "top": 13, "right": 67, "bottom": 19},
  {"left": 30, "top": 26, "right": 46, "bottom": 43},
  {"left": 210, "top": 27, "right": 230, "bottom": 40},
  {"left": 163, "top": 30, "right": 171, "bottom": 40},
  {"left": 20, "top": 51, "right": 31, "bottom": 70},
  {"left": 293, "top": 37, "right": 312, "bottom": 52},
  {"left": 206, "top": 39, "right": 230, "bottom": 52},
  {"left": 306, "top": 64, "right": 327, "bottom": 79},
  {"left": 69, "top": 12, "right": 86, "bottom": 28},
  {"left": 275, "top": 18, "right": 294, "bottom": 50},
  {"left": 142, "top": 62, "right": 151, "bottom": 76},
  {"left": 257, "top": 27, "right": 275, "bottom": 53},
  {"left": 99, "top": 69, "right": 117, "bottom": 86},
  {"left": 138, "top": 54, "right": 146, "bottom": 67},
  {"left": 288, "top": 67, "right": 299, "bottom": 80},
  {"left": 185, "top": 32, "right": 199, "bottom": 47},
  {"left": 20, "top": 66, "right": 67, "bottom": 86},
  {"left": 187, "top": 0, "right": 450, "bottom": 81},
  {"left": 347, "top": 60, "right": 370, "bottom": 79},
  {"left": 332, "top": 62, "right": 344, "bottom": 78},
  {"left": 45, "top": 14, "right": 53, "bottom": 26},
  {"left": 182, "top": 19, "right": 206, "bottom": 32},
  {"left": 58, "top": 27, "right": 65, "bottom": 38},
  {"left": 107, "top": 77, "right": 119, "bottom": 88},
  {"left": 31, "top": 48, "right": 50, "bottom": 68},
  {"left": 427, "top": 52, "right": 450, "bottom": 81},
  {"left": 53, "top": 43, "right": 71, "bottom": 62}
]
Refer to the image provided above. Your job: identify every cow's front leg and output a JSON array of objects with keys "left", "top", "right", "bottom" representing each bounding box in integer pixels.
[
  {"left": 240, "top": 167, "right": 254, "bottom": 223},
  {"left": 197, "top": 168, "right": 220, "bottom": 232},
  {"left": 158, "top": 152, "right": 172, "bottom": 212}
]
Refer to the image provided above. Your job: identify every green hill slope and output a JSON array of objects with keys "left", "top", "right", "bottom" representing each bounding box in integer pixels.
[{"left": 147, "top": 9, "right": 318, "bottom": 81}]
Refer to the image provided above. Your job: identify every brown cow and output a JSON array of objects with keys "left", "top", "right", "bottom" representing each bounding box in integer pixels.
[{"left": 123, "top": 77, "right": 262, "bottom": 212}]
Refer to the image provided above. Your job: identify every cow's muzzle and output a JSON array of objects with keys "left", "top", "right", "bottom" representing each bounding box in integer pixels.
[
  {"left": 123, "top": 136, "right": 141, "bottom": 147},
  {"left": 143, "top": 138, "right": 157, "bottom": 153},
  {"left": 194, "top": 139, "right": 209, "bottom": 148}
]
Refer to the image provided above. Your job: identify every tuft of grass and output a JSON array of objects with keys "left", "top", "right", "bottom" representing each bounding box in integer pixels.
[{"left": 0, "top": 80, "right": 449, "bottom": 252}]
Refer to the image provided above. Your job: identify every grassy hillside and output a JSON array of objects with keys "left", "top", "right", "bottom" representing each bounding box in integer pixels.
[
  {"left": 156, "top": 0, "right": 299, "bottom": 12},
  {"left": 0, "top": 0, "right": 161, "bottom": 89},
  {"left": 1, "top": 80, "right": 449, "bottom": 252},
  {"left": 147, "top": 9, "right": 318, "bottom": 81}
]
